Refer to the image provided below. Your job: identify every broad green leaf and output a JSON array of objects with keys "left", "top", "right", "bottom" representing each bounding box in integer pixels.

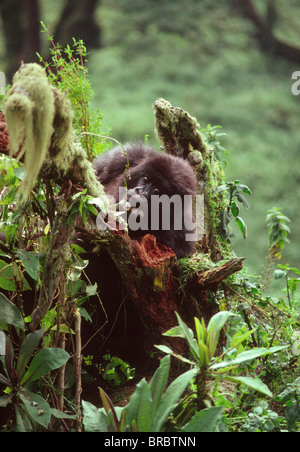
[
  {"left": 289, "top": 267, "right": 300, "bottom": 275},
  {"left": 211, "top": 345, "right": 288, "bottom": 371},
  {"left": 151, "top": 368, "right": 196, "bottom": 432},
  {"left": 21, "top": 347, "right": 70, "bottom": 385},
  {"left": 16, "top": 329, "right": 45, "bottom": 379},
  {"left": 0, "top": 292, "right": 24, "bottom": 329},
  {"left": 236, "top": 216, "right": 247, "bottom": 239},
  {"left": 207, "top": 311, "right": 232, "bottom": 359},
  {"left": 82, "top": 400, "right": 110, "bottom": 432},
  {"left": 225, "top": 376, "right": 272, "bottom": 397},
  {"left": 174, "top": 312, "right": 200, "bottom": 362},
  {"left": 162, "top": 325, "right": 184, "bottom": 338},
  {"left": 230, "top": 328, "right": 256, "bottom": 349},
  {"left": 235, "top": 193, "right": 249, "bottom": 208},
  {"left": 149, "top": 355, "right": 170, "bottom": 416},
  {"left": 19, "top": 388, "right": 51, "bottom": 429},
  {"left": 181, "top": 406, "right": 223, "bottom": 432},
  {"left": 194, "top": 317, "right": 207, "bottom": 345},
  {"left": 124, "top": 379, "right": 153, "bottom": 432},
  {"left": 155, "top": 345, "right": 195, "bottom": 366},
  {"left": 16, "top": 250, "right": 40, "bottom": 280},
  {"left": 231, "top": 201, "right": 239, "bottom": 217},
  {"left": 238, "top": 184, "right": 251, "bottom": 195},
  {"left": 0, "top": 260, "right": 30, "bottom": 291},
  {"left": 198, "top": 341, "right": 210, "bottom": 369},
  {"left": 216, "top": 184, "right": 229, "bottom": 193},
  {"left": 0, "top": 394, "right": 12, "bottom": 407},
  {"left": 50, "top": 408, "right": 77, "bottom": 420},
  {"left": 15, "top": 404, "right": 32, "bottom": 432},
  {"left": 274, "top": 269, "right": 286, "bottom": 280}
]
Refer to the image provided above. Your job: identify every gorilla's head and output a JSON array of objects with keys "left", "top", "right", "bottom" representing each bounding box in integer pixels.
[{"left": 93, "top": 143, "right": 198, "bottom": 257}]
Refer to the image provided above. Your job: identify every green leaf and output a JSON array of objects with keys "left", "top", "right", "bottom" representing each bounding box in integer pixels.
[
  {"left": 0, "top": 394, "right": 12, "bottom": 407},
  {"left": 155, "top": 345, "right": 195, "bottom": 366},
  {"left": 125, "top": 379, "right": 153, "bottom": 432},
  {"left": 149, "top": 355, "right": 170, "bottom": 416},
  {"left": 21, "top": 347, "right": 70, "bottom": 385},
  {"left": 0, "top": 292, "right": 24, "bottom": 329},
  {"left": 194, "top": 317, "right": 207, "bottom": 345},
  {"left": 0, "top": 260, "right": 30, "bottom": 291},
  {"left": 162, "top": 325, "right": 184, "bottom": 338},
  {"left": 207, "top": 311, "right": 233, "bottom": 359},
  {"left": 225, "top": 376, "right": 272, "bottom": 397},
  {"left": 82, "top": 400, "right": 110, "bottom": 432},
  {"left": 235, "top": 193, "right": 249, "bottom": 208},
  {"left": 50, "top": 408, "right": 77, "bottom": 420},
  {"left": 151, "top": 368, "right": 196, "bottom": 432},
  {"left": 211, "top": 345, "right": 288, "bottom": 371},
  {"left": 174, "top": 312, "right": 200, "bottom": 362},
  {"left": 230, "top": 328, "right": 256, "bottom": 349},
  {"left": 15, "top": 404, "right": 32, "bottom": 432},
  {"left": 181, "top": 406, "right": 223, "bottom": 432},
  {"left": 231, "top": 201, "right": 239, "bottom": 217},
  {"left": 235, "top": 216, "right": 247, "bottom": 239},
  {"left": 289, "top": 267, "right": 300, "bottom": 275},
  {"left": 274, "top": 269, "right": 286, "bottom": 280},
  {"left": 216, "top": 184, "right": 229, "bottom": 193},
  {"left": 16, "top": 250, "right": 40, "bottom": 280},
  {"left": 18, "top": 388, "right": 51, "bottom": 429},
  {"left": 16, "top": 329, "right": 45, "bottom": 379},
  {"left": 239, "top": 184, "right": 251, "bottom": 195}
]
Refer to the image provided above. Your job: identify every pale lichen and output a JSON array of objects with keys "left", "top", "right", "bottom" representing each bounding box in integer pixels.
[
  {"left": 3, "top": 63, "right": 55, "bottom": 202},
  {"left": 3, "top": 62, "right": 106, "bottom": 203}
]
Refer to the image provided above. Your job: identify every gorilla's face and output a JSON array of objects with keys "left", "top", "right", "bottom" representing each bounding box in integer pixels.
[
  {"left": 128, "top": 175, "right": 160, "bottom": 198},
  {"left": 93, "top": 143, "right": 198, "bottom": 257},
  {"left": 120, "top": 167, "right": 195, "bottom": 245}
]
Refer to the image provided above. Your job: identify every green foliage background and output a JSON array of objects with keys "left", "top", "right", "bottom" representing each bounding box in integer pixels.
[{"left": 1, "top": 0, "right": 300, "bottom": 278}]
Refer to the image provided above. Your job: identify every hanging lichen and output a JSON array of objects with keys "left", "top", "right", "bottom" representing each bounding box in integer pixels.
[
  {"left": 3, "top": 64, "right": 55, "bottom": 202},
  {"left": 2, "top": 62, "right": 105, "bottom": 202}
]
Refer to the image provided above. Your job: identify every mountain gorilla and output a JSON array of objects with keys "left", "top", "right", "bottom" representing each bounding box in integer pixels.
[{"left": 93, "top": 143, "right": 198, "bottom": 258}]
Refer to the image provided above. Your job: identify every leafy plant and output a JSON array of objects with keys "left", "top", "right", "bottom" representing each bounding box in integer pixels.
[
  {"left": 67, "top": 189, "right": 106, "bottom": 227},
  {"left": 240, "top": 401, "right": 279, "bottom": 432},
  {"left": 266, "top": 208, "right": 291, "bottom": 260},
  {"left": 37, "top": 22, "right": 109, "bottom": 159},
  {"left": 274, "top": 263, "right": 300, "bottom": 308},
  {"left": 217, "top": 180, "right": 251, "bottom": 241},
  {"left": 201, "top": 124, "right": 228, "bottom": 163},
  {"left": 100, "top": 354, "right": 135, "bottom": 387},
  {"left": 82, "top": 354, "right": 223, "bottom": 432},
  {"left": 156, "top": 311, "right": 287, "bottom": 427},
  {"left": 0, "top": 328, "right": 71, "bottom": 431},
  {"left": 277, "top": 376, "right": 300, "bottom": 431}
]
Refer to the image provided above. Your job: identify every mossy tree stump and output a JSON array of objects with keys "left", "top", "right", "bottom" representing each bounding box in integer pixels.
[{"left": 81, "top": 99, "right": 244, "bottom": 352}]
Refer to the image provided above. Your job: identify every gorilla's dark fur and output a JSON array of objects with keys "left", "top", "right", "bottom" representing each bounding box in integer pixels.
[{"left": 93, "top": 143, "right": 198, "bottom": 258}]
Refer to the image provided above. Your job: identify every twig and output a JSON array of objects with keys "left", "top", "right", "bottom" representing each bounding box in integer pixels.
[{"left": 74, "top": 308, "right": 82, "bottom": 431}]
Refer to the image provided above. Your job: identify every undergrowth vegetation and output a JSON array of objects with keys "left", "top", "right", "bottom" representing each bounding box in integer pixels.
[{"left": 0, "top": 28, "right": 300, "bottom": 433}]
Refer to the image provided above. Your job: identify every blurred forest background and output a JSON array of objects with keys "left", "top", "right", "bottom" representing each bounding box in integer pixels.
[{"left": 0, "top": 0, "right": 300, "bottom": 287}]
